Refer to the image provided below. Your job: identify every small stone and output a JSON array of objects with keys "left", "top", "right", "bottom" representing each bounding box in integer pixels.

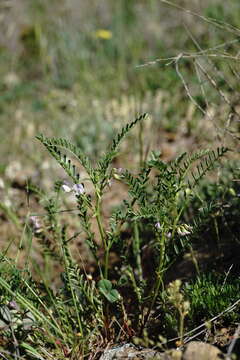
[
  {"left": 100, "top": 343, "right": 181, "bottom": 360},
  {"left": 167, "top": 349, "right": 182, "bottom": 360},
  {"left": 183, "top": 341, "right": 223, "bottom": 360}
]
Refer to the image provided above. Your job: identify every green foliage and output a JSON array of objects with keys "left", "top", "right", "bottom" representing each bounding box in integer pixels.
[
  {"left": 187, "top": 147, "right": 229, "bottom": 189},
  {"left": 184, "top": 159, "right": 240, "bottom": 246},
  {"left": 0, "top": 243, "right": 103, "bottom": 358},
  {"left": 35, "top": 134, "right": 94, "bottom": 181},
  {"left": 184, "top": 272, "right": 240, "bottom": 323},
  {"left": 98, "top": 279, "right": 121, "bottom": 303},
  {"left": 98, "top": 113, "right": 148, "bottom": 178},
  {"left": 1, "top": 107, "right": 236, "bottom": 357},
  {"left": 36, "top": 114, "right": 230, "bottom": 337}
]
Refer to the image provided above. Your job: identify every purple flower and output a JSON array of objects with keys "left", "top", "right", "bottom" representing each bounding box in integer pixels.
[
  {"left": 61, "top": 182, "right": 85, "bottom": 195},
  {"left": 8, "top": 300, "right": 20, "bottom": 310},
  {"left": 72, "top": 183, "right": 85, "bottom": 195}
]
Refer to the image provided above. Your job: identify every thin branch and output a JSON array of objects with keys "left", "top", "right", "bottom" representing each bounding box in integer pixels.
[
  {"left": 226, "top": 324, "right": 240, "bottom": 359},
  {"left": 161, "top": 298, "right": 240, "bottom": 346}
]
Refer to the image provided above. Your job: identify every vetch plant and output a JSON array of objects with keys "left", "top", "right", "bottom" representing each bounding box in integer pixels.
[
  {"left": 35, "top": 113, "right": 228, "bottom": 337},
  {"left": 36, "top": 114, "right": 149, "bottom": 282}
]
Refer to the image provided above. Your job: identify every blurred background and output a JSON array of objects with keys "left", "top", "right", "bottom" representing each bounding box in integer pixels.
[{"left": 1, "top": 0, "right": 240, "bottom": 166}]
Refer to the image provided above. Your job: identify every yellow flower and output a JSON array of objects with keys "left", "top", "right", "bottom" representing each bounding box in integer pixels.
[{"left": 95, "top": 29, "right": 112, "bottom": 40}]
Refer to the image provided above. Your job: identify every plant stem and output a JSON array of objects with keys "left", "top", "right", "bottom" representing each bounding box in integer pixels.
[
  {"left": 62, "top": 245, "right": 84, "bottom": 336},
  {"left": 133, "top": 220, "right": 143, "bottom": 282},
  {"left": 151, "top": 231, "right": 166, "bottom": 306},
  {"left": 179, "top": 312, "right": 185, "bottom": 345},
  {"left": 142, "top": 231, "right": 165, "bottom": 331},
  {"left": 139, "top": 120, "right": 144, "bottom": 168},
  {"left": 104, "top": 246, "right": 110, "bottom": 279},
  {"left": 95, "top": 191, "right": 108, "bottom": 278}
]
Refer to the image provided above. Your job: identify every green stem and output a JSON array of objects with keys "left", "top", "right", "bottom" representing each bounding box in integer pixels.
[
  {"left": 95, "top": 191, "right": 108, "bottom": 278},
  {"left": 142, "top": 231, "right": 165, "bottom": 331},
  {"left": 189, "top": 246, "right": 200, "bottom": 276},
  {"left": 133, "top": 221, "right": 143, "bottom": 282},
  {"left": 139, "top": 121, "right": 144, "bottom": 168},
  {"left": 62, "top": 246, "right": 83, "bottom": 336},
  {"left": 172, "top": 204, "right": 185, "bottom": 236},
  {"left": 179, "top": 312, "right": 185, "bottom": 345},
  {"left": 104, "top": 247, "right": 110, "bottom": 279},
  {"left": 152, "top": 231, "right": 165, "bottom": 304},
  {"left": 126, "top": 267, "right": 142, "bottom": 327}
]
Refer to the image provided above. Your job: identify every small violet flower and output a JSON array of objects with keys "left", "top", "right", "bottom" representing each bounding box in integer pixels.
[
  {"left": 72, "top": 183, "right": 85, "bottom": 195},
  {"left": 8, "top": 300, "right": 20, "bottom": 311},
  {"left": 62, "top": 182, "right": 85, "bottom": 196}
]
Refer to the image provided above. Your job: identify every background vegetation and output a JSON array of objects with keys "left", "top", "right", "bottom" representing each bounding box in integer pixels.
[{"left": 0, "top": 1, "right": 240, "bottom": 359}]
